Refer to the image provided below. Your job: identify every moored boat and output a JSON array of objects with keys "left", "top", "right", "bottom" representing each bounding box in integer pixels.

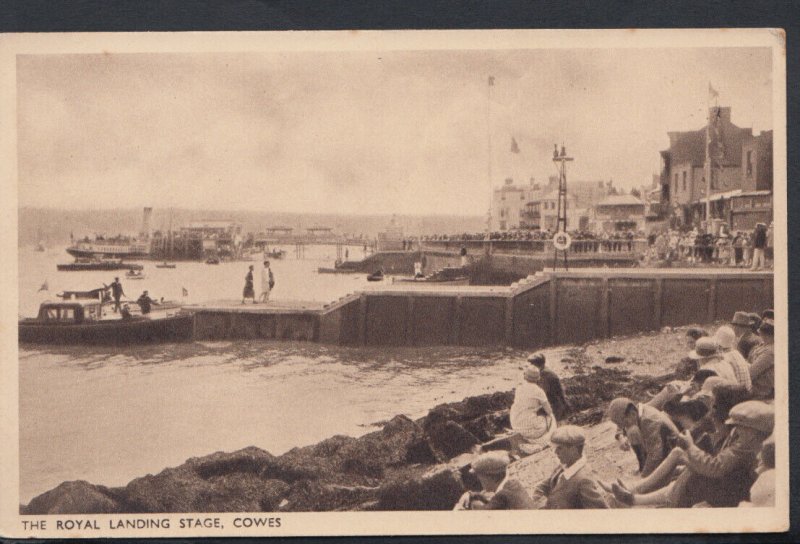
[
  {"left": 392, "top": 276, "right": 470, "bottom": 286},
  {"left": 19, "top": 300, "right": 193, "bottom": 345},
  {"left": 57, "top": 258, "right": 143, "bottom": 272},
  {"left": 126, "top": 270, "right": 146, "bottom": 279},
  {"left": 205, "top": 257, "right": 220, "bottom": 265},
  {"left": 155, "top": 262, "right": 177, "bottom": 269}
]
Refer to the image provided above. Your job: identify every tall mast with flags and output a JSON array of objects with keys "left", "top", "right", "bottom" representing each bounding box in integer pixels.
[
  {"left": 706, "top": 82, "right": 720, "bottom": 223},
  {"left": 486, "top": 76, "right": 494, "bottom": 239}
]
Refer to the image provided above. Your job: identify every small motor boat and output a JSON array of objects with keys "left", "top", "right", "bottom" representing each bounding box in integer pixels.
[
  {"left": 156, "top": 262, "right": 177, "bottom": 269},
  {"left": 126, "top": 270, "right": 146, "bottom": 279},
  {"left": 205, "top": 257, "right": 220, "bottom": 265},
  {"left": 366, "top": 270, "right": 384, "bottom": 282}
]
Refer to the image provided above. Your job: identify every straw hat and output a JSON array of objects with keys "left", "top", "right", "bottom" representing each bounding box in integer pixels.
[
  {"left": 689, "top": 337, "right": 719, "bottom": 360},
  {"left": 731, "top": 311, "right": 751, "bottom": 327}
]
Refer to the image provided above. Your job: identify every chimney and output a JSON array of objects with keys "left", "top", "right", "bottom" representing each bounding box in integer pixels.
[{"left": 140, "top": 207, "right": 153, "bottom": 239}]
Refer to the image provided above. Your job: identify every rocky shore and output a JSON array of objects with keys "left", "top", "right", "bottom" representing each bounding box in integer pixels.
[{"left": 22, "top": 327, "right": 696, "bottom": 514}]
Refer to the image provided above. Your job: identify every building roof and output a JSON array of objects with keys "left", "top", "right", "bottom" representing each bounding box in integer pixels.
[
  {"left": 183, "top": 220, "right": 238, "bottom": 229},
  {"left": 596, "top": 194, "right": 645, "bottom": 207}
]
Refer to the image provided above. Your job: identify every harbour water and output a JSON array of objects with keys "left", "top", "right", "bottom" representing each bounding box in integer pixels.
[{"left": 18, "top": 246, "right": 532, "bottom": 503}]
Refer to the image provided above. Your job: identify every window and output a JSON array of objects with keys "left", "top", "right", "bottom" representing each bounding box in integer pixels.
[
  {"left": 746, "top": 150, "right": 753, "bottom": 177},
  {"left": 682, "top": 171, "right": 687, "bottom": 191}
]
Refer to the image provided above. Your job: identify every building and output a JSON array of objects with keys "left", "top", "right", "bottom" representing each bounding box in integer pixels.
[
  {"left": 659, "top": 106, "right": 771, "bottom": 230},
  {"left": 590, "top": 194, "right": 646, "bottom": 233},
  {"left": 729, "top": 130, "right": 773, "bottom": 230},
  {"left": 491, "top": 177, "right": 542, "bottom": 231},
  {"left": 179, "top": 220, "right": 243, "bottom": 257},
  {"left": 493, "top": 175, "right": 602, "bottom": 231}
]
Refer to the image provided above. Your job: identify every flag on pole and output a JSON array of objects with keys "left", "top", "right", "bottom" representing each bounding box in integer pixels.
[
  {"left": 708, "top": 82, "right": 719, "bottom": 99},
  {"left": 488, "top": 76, "right": 495, "bottom": 86},
  {"left": 38, "top": 280, "right": 48, "bottom": 292},
  {"left": 510, "top": 137, "right": 520, "bottom": 154}
]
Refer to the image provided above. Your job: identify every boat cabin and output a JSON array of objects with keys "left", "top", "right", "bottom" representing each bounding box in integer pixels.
[{"left": 37, "top": 300, "right": 103, "bottom": 324}]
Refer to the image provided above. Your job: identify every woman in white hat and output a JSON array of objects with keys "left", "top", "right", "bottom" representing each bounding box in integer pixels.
[
  {"left": 714, "top": 325, "right": 752, "bottom": 391},
  {"left": 509, "top": 367, "right": 557, "bottom": 450}
]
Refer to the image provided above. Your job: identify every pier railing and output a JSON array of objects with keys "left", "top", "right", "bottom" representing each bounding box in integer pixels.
[{"left": 420, "top": 238, "right": 649, "bottom": 256}]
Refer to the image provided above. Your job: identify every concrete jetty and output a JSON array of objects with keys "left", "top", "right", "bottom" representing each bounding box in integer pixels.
[{"left": 185, "top": 268, "right": 773, "bottom": 348}]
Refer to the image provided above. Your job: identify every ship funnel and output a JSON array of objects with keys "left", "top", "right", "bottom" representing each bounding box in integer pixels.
[{"left": 140, "top": 207, "right": 153, "bottom": 239}]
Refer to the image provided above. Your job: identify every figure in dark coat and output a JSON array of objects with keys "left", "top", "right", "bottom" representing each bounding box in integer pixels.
[{"left": 528, "top": 353, "right": 571, "bottom": 420}]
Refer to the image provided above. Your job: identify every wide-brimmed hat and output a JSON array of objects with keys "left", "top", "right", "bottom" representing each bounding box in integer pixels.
[
  {"left": 470, "top": 451, "right": 510, "bottom": 476},
  {"left": 689, "top": 337, "right": 719, "bottom": 359},
  {"left": 606, "top": 397, "right": 635, "bottom": 428},
  {"left": 731, "top": 311, "right": 752, "bottom": 327},
  {"left": 725, "top": 401, "right": 774, "bottom": 434}
]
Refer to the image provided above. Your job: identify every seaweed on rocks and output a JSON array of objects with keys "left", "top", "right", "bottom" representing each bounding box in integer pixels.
[{"left": 22, "top": 349, "right": 677, "bottom": 514}]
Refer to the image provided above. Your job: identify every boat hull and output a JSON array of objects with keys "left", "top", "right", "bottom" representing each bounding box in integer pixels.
[
  {"left": 19, "top": 314, "right": 194, "bottom": 345},
  {"left": 57, "top": 262, "right": 144, "bottom": 271},
  {"left": 66, "top": 247, "right": 150, "bottom": 259}
]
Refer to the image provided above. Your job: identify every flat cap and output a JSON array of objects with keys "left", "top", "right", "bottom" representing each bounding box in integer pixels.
[
  {"left": 725, "top": 400, "right": 774, "bottom": 434},
  {"left": 470, "top": 451, "right": 511, "bottom": 476},
  {"left": 605, "top": 397, "right": 635, "bottom": 428},
  {"left": 550, "top": 425, "right": 586, "bottom": 447}
]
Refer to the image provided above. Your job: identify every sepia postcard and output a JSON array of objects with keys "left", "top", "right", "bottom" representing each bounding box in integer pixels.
[{"left": 0, "top": 29, "right": 788, "bottom": 538}]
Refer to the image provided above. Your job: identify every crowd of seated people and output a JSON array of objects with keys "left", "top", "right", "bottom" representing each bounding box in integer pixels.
[{"left": 454, "top": 309, "right": 776, "bottom": 511}]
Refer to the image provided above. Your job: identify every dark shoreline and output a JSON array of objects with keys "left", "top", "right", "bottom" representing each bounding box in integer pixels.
[{"left": 22, "top": 353, "right": 673, "bottom": 514}]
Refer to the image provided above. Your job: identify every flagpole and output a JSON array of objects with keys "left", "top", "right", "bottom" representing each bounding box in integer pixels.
[
  {"left": 705, "top": 89, "right": 712, "bottom": 225},
  {"left": 486, "top": 76, "right": 493, "bottom": 239}
]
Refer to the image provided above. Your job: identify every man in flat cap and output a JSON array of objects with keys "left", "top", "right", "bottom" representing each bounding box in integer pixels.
[
  {"left": 530, "top": 425, "right": 608, "bottom": 509},
  {"left": 730, "top": 311, "right": 763, "bottom": 360},
  {"left": 453, "top": 451, "right": 534, "bottom": 510},
  {"left": 528, "top": 352, "right": 571, "bottom": 420},
  {"left": 606, "top": 396, "right": 679, "bottom": 477}
]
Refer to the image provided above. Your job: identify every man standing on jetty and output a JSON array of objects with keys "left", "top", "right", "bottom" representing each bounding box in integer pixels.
[
  {"left": 530, "top": 426, "right": 609, "bottom": 509},
  {"left": 528, "top": 353, "right": 571, "bottom": 420},
  {"left": 259, "top": 260, "right": 273, "bottom": 303}
]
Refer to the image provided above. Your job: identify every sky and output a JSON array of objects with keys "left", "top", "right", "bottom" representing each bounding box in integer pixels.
[{"left": 16, "top": 47, "right": 773, "bottom": 215}]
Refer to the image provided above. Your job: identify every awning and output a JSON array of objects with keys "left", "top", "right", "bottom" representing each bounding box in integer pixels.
[{"left": 699, "top": 189, "right": 742, "bottom": 203}]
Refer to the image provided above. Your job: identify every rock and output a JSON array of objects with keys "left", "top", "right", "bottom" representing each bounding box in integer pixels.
[
  {"left": 23, "top": 481, "right": 123, "bottom": 515},
  {"left": 123, "top": 447, "right": 283, "bottom": 512},
  {"left": 375, "top": 466, "right": 465, "bottom": 510},
  {"left": 462, "top": 410, "right": 510, "bottom": 442},
  {"left": 423, "top": 420, "right": 480, "bottom": 461},
  {"left": 604, "top": 356, "right": 625, "bottom": 364}
]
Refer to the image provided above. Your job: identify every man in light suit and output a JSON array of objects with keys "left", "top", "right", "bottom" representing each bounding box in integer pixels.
[{"left": 531, "top": 425, "right": 609, "bottom": 509}]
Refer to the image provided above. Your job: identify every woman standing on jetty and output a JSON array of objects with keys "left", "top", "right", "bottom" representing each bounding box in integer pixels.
[{"left": 242, "top": 264, "right": 256, "bottom": 304}]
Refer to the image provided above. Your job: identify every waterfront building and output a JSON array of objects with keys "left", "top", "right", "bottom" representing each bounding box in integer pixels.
[
  {"left": 179, "top": 220, "right": 243, "bottom": 258},
  {"left": 494, "top": 176, "right": 598, "bottom": 231},
  {"left": 589, "top": 194, "right": 646, "bottom": 233},
  {"left": 659, "top": 106, "right": 772, "bottom": 230}
]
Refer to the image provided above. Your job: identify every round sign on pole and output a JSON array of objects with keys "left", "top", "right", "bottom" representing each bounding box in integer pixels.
[{"left": 553, "top": 232, "right": 572, "bottom": 251}]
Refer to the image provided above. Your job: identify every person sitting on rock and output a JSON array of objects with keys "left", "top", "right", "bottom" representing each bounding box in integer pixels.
[
  {"left": 478, "top": 367, "right": 556, "bottom": 457},
  {"left": 528, "top": 353, "right": 571, "bottom": 420},
  {"left": 715, "top": 325, "right": 752, "bottom": 391},
  {"left": 739, "top": 433, "right": 775, "bottom": 508},
  {"left": 748, "top": 311, "right": 774, "bottom": 401},
  {"left": 453, "top": 451, "right": 534, "bottom": 510},
  {"left": 731, "top": 311, "right": 763, "bottom": 360},
  {"left": 610, "top": 398, "right": 770, "bottom": 508},
  {"left": 606, "top": 396, "right": 680, "bottom": 478},
  {"left": 689, "top": 337, "right": 737, "bottom": 385},
  {"left": 530, "top": 425, "right": 609, "bottom": 509}
]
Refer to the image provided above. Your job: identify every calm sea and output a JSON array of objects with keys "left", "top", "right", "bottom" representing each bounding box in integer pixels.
[{"left": 18, "top": 246, "right": 537, "bottom": 503}]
